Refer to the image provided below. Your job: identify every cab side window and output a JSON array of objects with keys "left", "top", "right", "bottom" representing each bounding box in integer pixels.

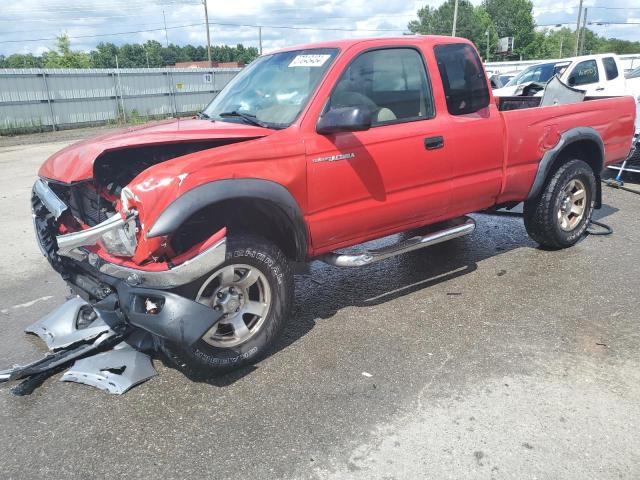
[
  {"left": 569, "top": 60, "right": 599, "bottom": 86},
  {"left": 328, "top": 48, "right": 435, "bottom": 125},
  {"left": 434, "top": 43, "right": 490, "bottom": 116}
]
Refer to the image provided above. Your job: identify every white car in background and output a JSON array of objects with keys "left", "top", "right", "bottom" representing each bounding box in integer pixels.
[{"left": 494, "top": 54, "right": 629, "bottom": 98}]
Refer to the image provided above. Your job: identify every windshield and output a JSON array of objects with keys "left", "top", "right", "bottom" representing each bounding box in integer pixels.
[
  {"left": 499, "top": 75, "right": 514, "bottom": 85},
  {"left": 202, "top": 48, "right": 338, "bottom": 129},
  {"left": 505, "top": 61, "right": 571, "bottom": 87}
]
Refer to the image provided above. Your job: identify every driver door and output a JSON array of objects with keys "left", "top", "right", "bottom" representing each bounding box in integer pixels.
[{"left": 304, "top": 47, "right": 452, "bottom": 250}]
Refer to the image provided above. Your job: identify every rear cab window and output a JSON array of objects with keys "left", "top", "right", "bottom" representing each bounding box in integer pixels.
[
  {"left": 602, "top": 57, "right": 619, "bottom": 80},
  {"left": 326, "top": 47, "right": 435, "bottom": 126},
  {"left": 434, "top": 43, "right": 490, "bottom": 115}
]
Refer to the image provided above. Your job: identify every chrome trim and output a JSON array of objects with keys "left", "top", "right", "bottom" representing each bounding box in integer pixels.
[
  {"left": 33, "top": 178, "right": 67, "bottom": 219},
  {"left": 56, "top": 213, "right": 136, "bottom": 257},
  {"left": 321, "top": 217, "right": 476, "bottom": 267},
  {"left": 95, "top": 237, "right": 227, "bottom": 288}
]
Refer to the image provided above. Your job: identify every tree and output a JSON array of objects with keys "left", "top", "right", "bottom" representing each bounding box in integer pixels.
[
  {"left": 482, "top": 0, "right": 535, "bottom": 59},
  {"left": 4, "top": 53, "right": 42, "bottom": 68},
  {"left": 409, "top": 0, "right": 640, "bottom": 60},
  {"left": 408, "top": 0, "right": 498, "bottom": 60},
  {"left": 90, "top": 42, "right": 118, "bottom": 68},
  {"left": 142, "top": 40, "right": 164, "bottom": 67},
  {"left": 43, "top": 34, "right": 90, "bottom": 68},
  {"left": 182, "top": 45, "right": 199, "bottom": 62},
  {"left": 603, "top": 37, "right": 640, "bottom": 55},
  {"left": 118, "top": 43, "right": 147, "bottom": 67}
]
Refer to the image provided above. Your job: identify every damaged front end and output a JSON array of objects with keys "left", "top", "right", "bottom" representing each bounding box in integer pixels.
[
  {"left": 9, "top": 170, "right": 229, "bottom": 394},
  {"left": 32, "top": 177, "right": 228, "bottom": 346}
]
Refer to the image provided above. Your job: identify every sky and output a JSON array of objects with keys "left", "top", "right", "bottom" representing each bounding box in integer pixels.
[{"left": 0, "top": 0, "right": 638, "bottom": 57}]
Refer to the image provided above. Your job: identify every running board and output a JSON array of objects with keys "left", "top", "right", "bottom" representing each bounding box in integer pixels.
[{"left": 321, "top": 216, "right": 476, "bottom": 267}]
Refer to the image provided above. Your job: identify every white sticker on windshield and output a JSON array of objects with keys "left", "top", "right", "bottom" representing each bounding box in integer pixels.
[{"left": 288, "top": 54, "right": 331, "bottom": 68}]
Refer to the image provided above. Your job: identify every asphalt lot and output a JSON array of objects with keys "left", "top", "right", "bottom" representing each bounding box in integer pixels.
[{"left": 1, "top": 131, "right": 639, "bottom": 480}]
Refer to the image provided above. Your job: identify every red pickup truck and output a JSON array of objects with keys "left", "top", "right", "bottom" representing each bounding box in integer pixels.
[{"left": 33, "top": 36, "right": 636, "bottom": 376}]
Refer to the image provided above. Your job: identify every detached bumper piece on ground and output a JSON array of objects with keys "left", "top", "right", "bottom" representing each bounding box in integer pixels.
[{"left": 0, "top": 297, "right": 156, "bottom": 395}]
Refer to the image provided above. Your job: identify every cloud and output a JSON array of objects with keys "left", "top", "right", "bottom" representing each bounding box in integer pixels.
[
  {"left": 533, "top": 0, "right": 639, "bottom": 42},
  {"left": 0, "top": 0, "right": 638, "bottom": 57}
]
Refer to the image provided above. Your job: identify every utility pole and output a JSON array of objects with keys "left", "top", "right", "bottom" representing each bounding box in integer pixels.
[
  {"left": 258, "top": 26, "right": 263, "bottom": 55},
  {"left": 452, "top": 0, "right": 459, "bottom": 36},
  {"left": 163, "top": 10, "right": 170, "bottom": 48},
  {"left": 115, "top": 54, "right": 126, "bottom": 123},
  {"left": 559, "top": 37, "right": 563, "bottom": 57},
  {"left": 574, "top": 0, "right": 583, "bottom": 56},
  {"left": 162, "top": 9, "right": 177, "bottom": 115},
  {"left": 203, "top": 0, "right": 212, "bottom": 67},
  {"left": 485, "top": 30, "right": 490, "bottom": 62},
  {"left": 579, "top": 8, "right": 588, "bottom": 55}
]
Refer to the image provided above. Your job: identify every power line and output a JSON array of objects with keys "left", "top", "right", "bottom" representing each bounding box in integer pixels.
[
  {"left": 2, "top": 0, "right": 195, "bottom": 13},
  {"left": 0, "top": 11, "right": 418, "bottom": 24},
  {"left": 0, "top": 20, "right": 172, "bottom": 35},
  {"left": 207, "top": 21, "right": 403, "bottom": 33},
  {"left": 538, "top": 21, "right": 640, "bottom": 27},
  {"left": 0, "top": 20, "right": 407, "bottom": 45},
  {"left": 0, "top": 22, "right": 205, "bottom": 44},
  {"left": 535, "top": 4, "right": 640, "bottom": 13},
  {"left": 588, "top": 6, "right": 640, "bottom": 10}
]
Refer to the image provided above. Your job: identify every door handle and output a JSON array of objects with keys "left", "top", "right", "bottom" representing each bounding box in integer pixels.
[
  {"left": 595, "top": 87, "right": 605, "bottom": 91},
  {"left": 424, "top": 136, "right": 444, "bottom": 150}
]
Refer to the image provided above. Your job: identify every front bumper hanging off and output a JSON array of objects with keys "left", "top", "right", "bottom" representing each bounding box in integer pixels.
[
  {"left": 1, "top": 296, "right": 157, "bottom": 395},
  {"left": 32, "top": 178, "right": 227, "bottom": 347},
  {"left": 1, "top": 179, "right": 230, "bottom": 395}
]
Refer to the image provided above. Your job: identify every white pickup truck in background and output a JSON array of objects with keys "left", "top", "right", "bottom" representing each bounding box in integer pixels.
[
  {"left": 494, "top": 54, "right": 637, "bottom": 98},
  {"left": 626, "top": 66, "right": 640, "bottom": 132}
]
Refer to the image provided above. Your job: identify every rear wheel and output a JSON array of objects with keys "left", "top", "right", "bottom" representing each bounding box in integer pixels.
[
  {"left": 523, "top": 159, "right": 596, "bottom": 249},
  {"left": 157, "top": 234, "right": 293, "bottom": 378}
]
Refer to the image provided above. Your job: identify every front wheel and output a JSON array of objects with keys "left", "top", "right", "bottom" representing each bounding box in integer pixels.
[
  {"left": 523, "top": 159, "right": 596, "bottom": 249},
  {"left": 157, "top": 234, "right": 294, "bottom": 378}
]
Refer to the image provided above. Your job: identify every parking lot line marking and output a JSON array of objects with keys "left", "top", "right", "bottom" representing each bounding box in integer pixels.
[{"left": 1, "top": 295, "right": 54, "bottom": 314}]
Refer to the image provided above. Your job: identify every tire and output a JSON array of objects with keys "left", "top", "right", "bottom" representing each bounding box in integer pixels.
[
  {"left": 157, "top": 234, "right": 294, "bottom": 378},
  {"left": 523, "top": 159, "right": 596, "bottom": 249}
]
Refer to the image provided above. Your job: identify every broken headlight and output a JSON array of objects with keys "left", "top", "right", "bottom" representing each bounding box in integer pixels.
[
  {"left": 99, "top": 215, "right": 138, "bottom": 257},
  {"left": 120, "top": 186, "right": 137, "bottom": 215}
]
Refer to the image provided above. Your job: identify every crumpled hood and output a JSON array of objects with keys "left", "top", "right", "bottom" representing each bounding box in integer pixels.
[{"left": 39, "top": 118, "right": 273, "bottom": 182}]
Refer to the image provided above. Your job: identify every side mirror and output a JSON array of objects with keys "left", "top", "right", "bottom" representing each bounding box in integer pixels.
[
  {"left": 568, "top": 76, "right": 576, "bottom": 86},
  {"left": 317, "top": 106, "right": 372, "bottom": 135}
]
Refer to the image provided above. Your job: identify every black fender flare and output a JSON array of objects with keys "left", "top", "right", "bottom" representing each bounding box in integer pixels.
[
  {"left": 526, "top": 126, "right": 604, "bottom": 204},
  {"left": 147, "top": 179, "right": 308, "bottom": 260}
]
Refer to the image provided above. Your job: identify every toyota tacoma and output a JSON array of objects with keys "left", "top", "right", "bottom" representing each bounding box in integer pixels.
[{"left": 31, "top": 36, "right": 637, "bottom": 377}]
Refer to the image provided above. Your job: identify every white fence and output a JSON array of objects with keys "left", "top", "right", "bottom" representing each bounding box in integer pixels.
[
  {"left": 485, "top": 54, "right": 640, "bottom": 74},
  {"left": 0, "top": 67, "right": 240, "bottom": 133}
]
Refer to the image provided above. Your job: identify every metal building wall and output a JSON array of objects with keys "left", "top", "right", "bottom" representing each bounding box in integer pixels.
[{"left": 0, "top": 67, "right": 240, "bottom": 132}]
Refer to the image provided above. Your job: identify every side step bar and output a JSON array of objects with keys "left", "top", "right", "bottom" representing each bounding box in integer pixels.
[{"left": 321, "top": 216, "right": 476, "bottom": 267}]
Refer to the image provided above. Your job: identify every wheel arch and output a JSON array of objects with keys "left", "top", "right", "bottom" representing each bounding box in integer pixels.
[
  {"left": 147, "top": 179, "right": 309, "bottom": 262},
  {"left": 527, "top": 127, "right": 604, "bottom": 207}
]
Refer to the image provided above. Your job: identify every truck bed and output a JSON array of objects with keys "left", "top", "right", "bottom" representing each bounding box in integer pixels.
[{"left": 495, "top": 95, "right": 637, "bottom": 205}]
